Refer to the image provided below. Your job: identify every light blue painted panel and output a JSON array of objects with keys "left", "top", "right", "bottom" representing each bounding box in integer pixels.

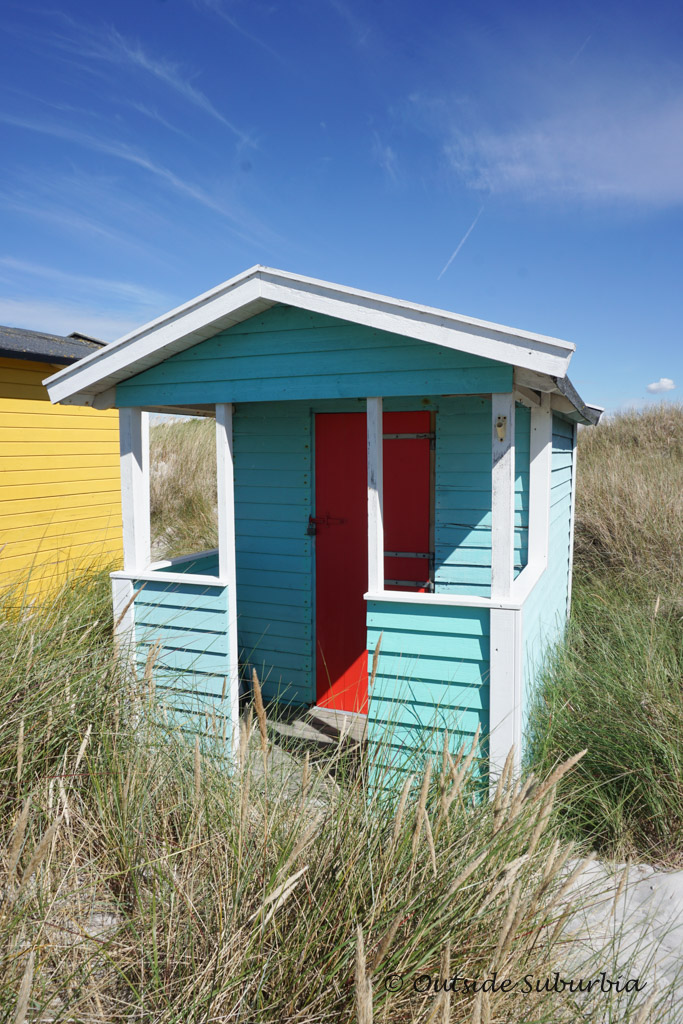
[
  {"left": 521, "top": 414, "right": 576, "bottom": 760},
  {"left": 116, "top": 304, "right": 512, "bottom": 407},
  {"left": 233, "top": 403, "right": 315, "bottom": 705},
  {"left": 132, "top": 579, "right": 232, "bottom": 740},
  {"left": 366, "top": 599, "right": 489, "bottom": 780}
]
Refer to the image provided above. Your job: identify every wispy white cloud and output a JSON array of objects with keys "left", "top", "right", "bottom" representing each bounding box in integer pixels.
[
  {"left": 192, "top": 0, "right": 291, "bottom": 67},
  {"left": 41, "top": 16, "right": 253, "bottom": 145},
  {"left": 0, "top": 296, "right": 144, "bottom": 342},
  {"left": 372, "top": 131, "right": 398, "bottom": 183},
  {"left": 125, "top": 101, "right": 191, "bottom": 139},
  {"left": 325, "top": 0, "right": 372, "bottom": 47},
  {"left": 0, "top": 257, "right": 166, "bottom": 307},
  {"left": 444, "top": 91, "right": 683, "bottom": 206},
  {"left": 646, "top": 377, "right": 676, "bottom": 393},
  {"left": 0, "top": 113, "right": 270, "bottom": 245},
  {"left": 437, "top": 207, "right": 484, "bottom": 280}
]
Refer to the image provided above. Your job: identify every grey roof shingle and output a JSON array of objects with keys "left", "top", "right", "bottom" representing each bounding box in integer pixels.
[{"left": 0, "top": 325, "right": 106, "bottom": 365}]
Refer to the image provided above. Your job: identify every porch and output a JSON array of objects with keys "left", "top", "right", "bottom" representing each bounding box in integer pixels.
[{"left": 111, "top": 389, "right": 554, "bottom": 781}]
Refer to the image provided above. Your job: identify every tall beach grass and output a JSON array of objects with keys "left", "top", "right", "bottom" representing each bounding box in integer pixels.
[{"left": 0, "top": 572, "right": 661, "bottom": 1022}]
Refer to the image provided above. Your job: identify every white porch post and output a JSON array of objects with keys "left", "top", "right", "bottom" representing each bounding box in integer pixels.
[
  {"left": 491, "top": 393, "right": 515, "bottom": 599},
  {"left": 119, "top": 407, "right": 150, "bottom": 573},
  {"left": 216, "top": 403, "right": 240, "bottom": 754},
  {"left": 528, "top": 392, "right": 552, "bottom": 573},
  {"left": 567, "top": 420, "right": 578, "bottom": 618},
  {"left": 366, "top": 397, "right": 384, "bottom": 594},
  {"left": 489, "top": 393, "right": 519, "bottom": 781},
  {"left": 115, "top": 407, "right": 150, "bottom": 654}
]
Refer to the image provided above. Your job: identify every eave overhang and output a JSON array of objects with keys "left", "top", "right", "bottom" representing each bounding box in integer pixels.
[{"left": 43, "top": 265, "right": 592, "bottom": 416}]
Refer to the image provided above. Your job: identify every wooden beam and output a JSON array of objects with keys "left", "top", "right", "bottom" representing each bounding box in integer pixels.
[
  {"left": 216, "top": 403, "right": 240, "bottom": 755},
  {"left": 491, "top": 393, "right": 515, "bottom": 600},
  {"left": 366, "top": 397, "right": 384, "bottom": 594},
  {"left": 119, "top": 407, "right": 150, "bottom": 573}
]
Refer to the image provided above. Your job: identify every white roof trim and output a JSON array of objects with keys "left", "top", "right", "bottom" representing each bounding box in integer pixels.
[{"left": 44, "top": 265, "right": 576, "bottom": 404}]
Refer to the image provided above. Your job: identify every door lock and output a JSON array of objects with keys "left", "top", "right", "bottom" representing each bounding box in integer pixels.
[{"left": 307, "top": 514, "right": 346, "bottom": 535}]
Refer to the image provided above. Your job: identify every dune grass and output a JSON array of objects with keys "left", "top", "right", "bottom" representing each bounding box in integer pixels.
[
  {"left": 0, "top": 571, "right": 663, "bottom": 1023},
  {"left": 528, "top": 404, "right": 683, "bottom": 865},
  {"left": 150, "top": 416, "right": 217, "bottom": 559}
]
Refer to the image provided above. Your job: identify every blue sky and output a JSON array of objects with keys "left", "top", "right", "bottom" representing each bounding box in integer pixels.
[{"left": 1, "top": 0, "right": 681, "bottom": 412}]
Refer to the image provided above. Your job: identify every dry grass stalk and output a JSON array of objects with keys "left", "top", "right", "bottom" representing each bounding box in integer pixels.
[
  {"left": 423, "top": 808, "right": 437, "bottom": 879},
  {"left": 7, "top": 796, "right": 32, "bottom": 881},
  {"left": 390, "top": 773, "right": 414, "bottom": 851},
  {"left": 250, "top": 866, "right": 310, "bottom": 927},
  {"left": 12, "top": 949, "right": 35, "bottom": 1024},
  {"left": 446, "top": 848, "right": 488, "bottom": 897},
  {"left": 16, "top": 718, "right": 24, "bottom": 787},
  {"left": 143, "top": 640, "right": 161, "bottom": 703},
  {"left": 492, "top": 746, "right": 515, "bottom": 821},
  {"left": 411, "top": 758, "right": 432, "bottom": 867},
  {"left": 441, "top": 724, "right": 481, "bottom": 820},
  {"left": 368, "top": 633, "right": 382, "bottom": 694},
  {"left": 73, "top": 724, "right": 92, "bottom": 775},
  {"left": 301, "top": 751, "right": 310, "bottom": 802},
  {"left": 194, "top": 736, "right": 201, "bottom": 805},
  {"left": 440, "top": 938, "right": 451, "bottom": 1024},
  {"left": 542, "top": 857, "right": 593, "bottom": 923},
  {"left": 251, "top": 668, "right": 268, "bottom": 757},
  {"left": 238, "top": 711, "right": 252, "bottom": 771},
  {"left": 532, "top": 748, "right": 587, "bottom": 804},
  {"left": 278, "top": 821, "right": 318, "bottom": 881},
  {"left": 354, "top": 924, "right": 373, "bottom": 1024},
  {"left": 18, "top": 815, "right": 63, "bottom": 893},
  {"left": 475, "top": 854, "right": 529, "bottom": 918},
  {"left": 239, "top": 767, "right": 251, "bottom": 861},
  {"left": 369, "top": 912, "right": 403, "bottom": 972},
  {"left": 58, "top": 777, "right": 70, "bottom": 826},
  {"left": 508, "top": 773, "right": 536, "bottom": 821},
  {"left": 611, "top": 859, "right": 630, "bottom": 919},
  {"left": 113, "top": 584, "right": 144, "bottom": 632},
  {"left": 526, "top": 791, "right": 555, "bottom": 858},
  {"left": 632, "top": 987, "right": 658, "bottom": 1024},
  {"left": 490, "top": 878, "right": 522, "bottom": 967},
  {"left": 438, "top": 728, "right": 449, "bottom": 794}
]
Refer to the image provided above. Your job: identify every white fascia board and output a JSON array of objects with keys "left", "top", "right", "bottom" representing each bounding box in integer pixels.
[
  {"left": 259, "top": 271, "right": 574, "bottom": 377},
  {"left": 44, "top": 265, "right": 575, "bottom": 405},
  {"left": 44, "top": 274, "right": 265, "bottom": 404}
]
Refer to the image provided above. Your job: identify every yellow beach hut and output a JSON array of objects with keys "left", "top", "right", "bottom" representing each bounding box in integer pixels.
[{"left": 0, "top": 325, "right": 122, "bottom": 596}]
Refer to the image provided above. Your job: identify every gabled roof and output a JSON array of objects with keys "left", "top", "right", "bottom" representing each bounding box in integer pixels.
[
  {"left": 0, "top": 324, "right": 106, "bottom": 365},
  {"left": 42, "top": 265, "right": 598, "bottom": 422}
]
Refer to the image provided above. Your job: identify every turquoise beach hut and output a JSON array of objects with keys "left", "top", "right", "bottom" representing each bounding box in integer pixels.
[{"left": 44, "top": 266, "right": 601, "bottom": 781}]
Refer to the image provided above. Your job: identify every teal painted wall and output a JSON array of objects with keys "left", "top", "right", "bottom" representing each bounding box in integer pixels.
[
  {"left": 434, "top": 398, "right": 529, "bottom": 597},
  {"left": 521, "top": 414, "right": 575, "bottom": 746},
  {"left": 133, "top": 578, "right": 232, "bottom": 737},
  {"left": 233, "top": 401, "right": 315, "bottom": 705},
  {"left": 116, "top": 305, "right": 512, "bottom": 407},
  {"left": 366, "top": 600, "right": 489, "bottom": 783}
]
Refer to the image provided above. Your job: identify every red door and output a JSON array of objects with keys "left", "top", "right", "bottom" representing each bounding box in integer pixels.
[{"left": 314, "top": 411, "right": 432, "bottom": 713}]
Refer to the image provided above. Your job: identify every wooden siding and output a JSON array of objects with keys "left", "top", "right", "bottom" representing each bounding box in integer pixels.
[
  {"left": 367, "top": 600, "right": 489, "bottom": 782},
  {"left": 0, "top": 357, "right": 122, "bottom": 594},
  {"left": 233, "top": 402, "right": 314, "bottom": 705},
  {"left": 116, "top": 305, "right": 512, "bottom": 408},
  {"left": 434, "top": 398, "right": 529, "bottom": 597},
  {"left": 133, "top": 577, "right": 232, "bottom": 736},
  {"left": 521, "top": 414, "right": 575, "bottom": 739}
]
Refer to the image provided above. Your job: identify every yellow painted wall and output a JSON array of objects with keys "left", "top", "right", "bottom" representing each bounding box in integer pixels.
[{"left": 0, "top": 356, "right": 122, "bottom": 595}]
